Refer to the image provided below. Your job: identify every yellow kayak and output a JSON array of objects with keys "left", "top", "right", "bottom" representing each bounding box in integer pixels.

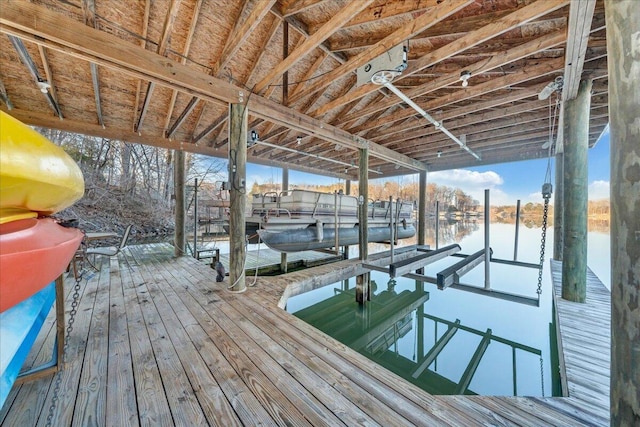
[{"left": 0, "top": 111, "right": 84, "bottom": 224}]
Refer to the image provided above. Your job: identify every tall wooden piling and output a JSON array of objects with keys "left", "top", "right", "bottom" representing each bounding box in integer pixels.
[
  {"left": 605, "top": 0, "right": 640, "bottom": 423},
  {"left": 343, "top": 179, "right": 351, "bottom": 259},
  {"left": 561, "top": 79, "right": 592, "bottom": 302},
  {"left": 484, "top": 189, "right": 490, "bottom": 289},
  {"left": 417, "top": 171, "right": 427, "bottom": 274},
  {"left": 513, "top": 199, "right": 521, "bottom": 261},
  {"left": 356, "top": 148, "right": 370, "bottom": 304},
  {"left": 418, "top": 171, "right": 427, "bottom": 247},
  {"left": 174, "top": 149, "right": 185, "bottom": 257},
  {"left": 553, "top": 152, "right": 564, "bottom": 260},
  {"left": 280, "top": 168, "right": 289, "bottom": 273},
  {"left": 228, "top": 103, "right": 247, "bottom": 292}
]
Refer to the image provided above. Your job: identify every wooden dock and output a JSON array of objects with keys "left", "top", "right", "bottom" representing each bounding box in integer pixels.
[
  {"left": 0, "top": 243, "right": 610, "bottom": 426},
  {"left": 551, "top": 260, "right": 611, "bottom": 420}
]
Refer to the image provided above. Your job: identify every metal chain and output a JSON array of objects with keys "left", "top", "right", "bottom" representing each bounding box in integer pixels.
[
  {"left": 44, "top": 268, "right": 84, "bottom": 427},
  {"left": 540, "top": 356, "right": 545, "bottom": 397},
  {"left": 536, "top": 191, "right": 551, "bottom": 296}
]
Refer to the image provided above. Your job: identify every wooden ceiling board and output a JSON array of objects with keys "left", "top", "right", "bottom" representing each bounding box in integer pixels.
[{"left": 0, "top": 0, "right": 609, "bottom": 179}]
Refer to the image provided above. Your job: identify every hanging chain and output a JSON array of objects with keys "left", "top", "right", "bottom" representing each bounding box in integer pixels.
[
  {"left": 45, "top": 268, "right": 84, "bottom": 427},
  {"left": 540, "top": 356, "right": 545, "bottom": 397},
  {"left": 536, "top": 185, "right": 552, "bottom": 296}
]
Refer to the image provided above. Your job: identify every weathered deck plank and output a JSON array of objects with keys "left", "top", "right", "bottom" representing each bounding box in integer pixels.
[
  {"left": 0, "top": 244, "right": 610, "bottom": 426},
  {"left": 551, "top": 260, "right": 611, "bottom": 424},
  {"left": 105, "top": 256, "right": 139, "bottom": 427}
]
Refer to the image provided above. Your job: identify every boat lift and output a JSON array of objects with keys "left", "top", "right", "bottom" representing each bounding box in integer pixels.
[{"left": 363, "top": 188, "right": 544, "bottom": 307}]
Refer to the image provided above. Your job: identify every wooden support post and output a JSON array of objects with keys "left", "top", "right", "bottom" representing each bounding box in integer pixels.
[
  {"left": 435, "top": 200, "right": 440, "bottom": 249},
  {"left": 561, "top": 79, "right": 592, "bottom": 302},
  {"left": 417, "top": 170, "right": 427, "bottom": 274},
  {"left": 605, "top": 1, "right": 640, "bottom": 423},
  {"left": 356, "top": 148, "right": 370, "bottom": 304},
  {"left": 280, "top": 168, "right": 288, "bottom": 273},
  {"left": 343, "top": 179, "right": 351, "bottom": 259},
  {"left": 389, "top": 196, "right": 395, "bottom": 263},
  {"left": 228, "top": 103, "right": 247, "bottom": 292},
  {"left": 514, "top": 199, "right": 521, "bottom": 261},
  {"left": 553, "top": 152, "right": 564, "bottom": 260},
  {"left": 174, "top": 149, "right": 185, "bottom": 257},
  {"left": 484, "top": 189, "right": 490, "bottom": 289},
  {"left": 193, "top": 178, "right": 198, "bottom": 258}
]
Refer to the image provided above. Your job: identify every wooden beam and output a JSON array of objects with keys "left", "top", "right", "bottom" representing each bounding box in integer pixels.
[
  {"left": 350, "top": 57, "right": 564, "bottom": 136},
  {"left": 132, "top": 0, "right": 151, "bottom": 130},
  {"left": 253, "top": 0, "right": 375, "bottom": 94},
  {"left": 289, "top": 0, "right": 474, "bottom": 105},
  {"left": 338, "top": 0, "right": 440, "bottom": 31},
  {"left": 310, "top": 0, "right": 570, "bottom": 118},
  {"left": 282, "top": 0, "right": 332, "bottom": 17},
  {"left": 134, "top": 0, "right": 182, "bottom": 132},
  {"left": 0, "top": 1, "right": 425, "bottom": 171},
  {"left": 192, "top": 16, "right": 281, "bottom": 144},
  {"left": 82, "top": 0, "right": 104, "bottom": 127},
  {"left": 336, "top": 29, "right": 567, "bottom": 126},
  {"left": 562, "top": 0, "right": 597, "bottom": 100},
  {"left": 164, "top": 0, "right": 204, "bottom": 135},
  {"left": 212, "top": 0, "right": 277, "bottom": 76},
  {"left": 329, "top": 7, "right": 517, "bottom": 52}
]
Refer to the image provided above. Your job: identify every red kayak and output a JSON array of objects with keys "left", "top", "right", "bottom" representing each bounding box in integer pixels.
[{"left": 0, "top": 218, "right": 83, "bottom": 312}]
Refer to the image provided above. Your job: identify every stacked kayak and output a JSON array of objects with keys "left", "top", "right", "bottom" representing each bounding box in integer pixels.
[{"left": 0, "top": 111, "right": 84, "bottom": 312}]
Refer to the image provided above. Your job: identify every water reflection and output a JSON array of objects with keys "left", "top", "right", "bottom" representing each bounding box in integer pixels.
[{"left": 291, "top": 276, "right": 558, "bottom": 397}]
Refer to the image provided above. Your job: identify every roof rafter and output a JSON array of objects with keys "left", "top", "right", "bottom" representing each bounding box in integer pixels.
[
  {"left": 310, "top": 0, "right": 440, "bottom": 33},
  {"left": 164, "top": 0, "right": 204, "bottom": 138},
  {"left": 253, "top": 0, "right": 376, "bottom": 94},
  {"left": 336, "top": 28, "right": 566, "bottom": 126},
  {"left": 172, "top": 0, "right": 277, "bottom": 139},
  {"left": 288, "top": 0, "right": 474, "bottom": 105},
  {"left": 309, "top": 0, "right": 570, "bottom": 118},
  {"left": 349, "top": 57, "right": 564, "bottom": 136},
  {"left": 82, "top": 0, "right": 104, "bottom": 127},
  {"left": 281, "top": 0, "right": 332, "bottom": 17},
  {"left": 212, "top": 0, "right": 277, "bottom": 76},
  {"left": 134, "top": 0, "right": 182, "bottom": 133},
  {"left": 132, "top": 0, "right": 151, "bottom": 130}
]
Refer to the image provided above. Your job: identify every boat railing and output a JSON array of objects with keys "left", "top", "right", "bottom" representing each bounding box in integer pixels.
[
  {"left": 265, "top": 208, "right": 292, "bottom": 218},
  {"left": 367, "top": 199, "right": 414, "bottom": 220}
]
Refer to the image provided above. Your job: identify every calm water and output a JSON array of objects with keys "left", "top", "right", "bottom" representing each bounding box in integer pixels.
[{"left": 286, "top": 221, "right": 611, "bottom": 397}]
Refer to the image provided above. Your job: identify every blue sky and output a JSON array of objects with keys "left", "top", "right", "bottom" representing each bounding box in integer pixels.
[{"left": 242, "top": 128, "right": 610, "bottom": 206}]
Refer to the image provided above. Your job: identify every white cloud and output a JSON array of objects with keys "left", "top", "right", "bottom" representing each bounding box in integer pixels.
[
  {"left": 429, "top": 169, "right": 503, "bottom": 188},
  {"left": 428, "top": 169, "right": 506, "bottom": 203},
  {"left": 589, "top": 180, "right": 609, "bottom": 200}
]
